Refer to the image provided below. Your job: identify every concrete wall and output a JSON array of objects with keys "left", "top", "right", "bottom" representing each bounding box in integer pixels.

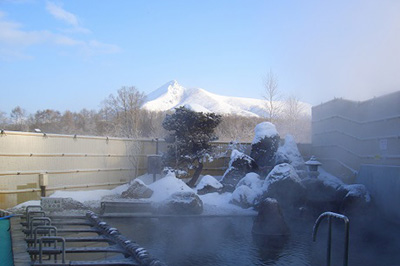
[{"left": 312, "top": 91, "right": 400, "bottom": 181}]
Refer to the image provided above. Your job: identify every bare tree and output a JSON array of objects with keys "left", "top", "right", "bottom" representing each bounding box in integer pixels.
[
  {"left": 10, "top": 106, "right": 29, "bottom": 131},
  {"left": 102, "top": 86, "right": 147, "bottom": 182},
  {"left": 284, "top": 95, "right": 304, "bottom": 123},
  {"left": 102, "top": 86, "right": 146, "bottom": 138},
  {"left": 0, "top": 111, "right": 8, "bottom": 128},
  {"left": 278, "top": 95, "right": 311, "bottom": 143},
  {"left": 263, "top": 70, "right": 281, "bottom": 122}
]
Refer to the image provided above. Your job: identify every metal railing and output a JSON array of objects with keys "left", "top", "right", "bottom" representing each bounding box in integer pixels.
[{"left": 312, "top": 211, "right": 350, "bottom": 266}]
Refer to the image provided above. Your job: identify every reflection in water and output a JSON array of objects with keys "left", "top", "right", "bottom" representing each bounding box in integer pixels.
[{"left": 252, "top": 234, "right": 289, "bottom": 264}]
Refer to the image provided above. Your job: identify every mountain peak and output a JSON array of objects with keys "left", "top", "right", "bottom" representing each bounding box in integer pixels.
[{"left": 143, "top": 81, "right": 312, "bottom": 118}]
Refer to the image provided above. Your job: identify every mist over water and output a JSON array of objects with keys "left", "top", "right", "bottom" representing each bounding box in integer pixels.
[{"left": 105, "top": 212, "right": 400, "bottom": 266}]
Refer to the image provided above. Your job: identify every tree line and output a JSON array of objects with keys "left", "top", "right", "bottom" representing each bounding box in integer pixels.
[{"left": 1, "top": 86, "right": 311, "bottom": 143}]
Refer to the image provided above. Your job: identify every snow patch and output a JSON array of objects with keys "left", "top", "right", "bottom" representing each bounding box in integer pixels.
[{"left": 199, "top": 192, "right": 257, "bottom": 215}]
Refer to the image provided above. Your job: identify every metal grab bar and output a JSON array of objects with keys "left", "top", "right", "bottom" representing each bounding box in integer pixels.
[
  {"left": 38, "top": 236, "right": 66, "bottom": 264},
  {"left": 29, "top": 217, "right": 52, "bottom": 237},
  {"left": 312, "top": 212, "right": 350, "bottom": 266},
  {"left": 33, "top": 226, "right": 58, "bottom": 248}
]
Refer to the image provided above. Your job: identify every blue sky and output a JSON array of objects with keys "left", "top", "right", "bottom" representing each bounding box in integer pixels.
[{"left": 1, "top": 0, "right": 399, "bottom": 114}]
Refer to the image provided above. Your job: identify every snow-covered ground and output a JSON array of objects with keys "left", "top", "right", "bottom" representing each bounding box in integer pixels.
[{"left": 10, "top": 172, "right": 257, "bottom": 216}]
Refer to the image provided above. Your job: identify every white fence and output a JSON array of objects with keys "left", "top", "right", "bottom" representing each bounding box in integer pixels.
[{"left": 0, "top": 131, "right": 239, "bottom": 209}]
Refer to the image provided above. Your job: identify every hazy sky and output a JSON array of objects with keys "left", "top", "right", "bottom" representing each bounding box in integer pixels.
[{"left": 1, "top": 0, "right": 399, "bottom": 114}]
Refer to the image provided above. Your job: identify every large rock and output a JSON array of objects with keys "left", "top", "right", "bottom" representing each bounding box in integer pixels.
[
  {"left": 231, "top": 173, "right": 264, "bottom": 208},
  {"left": 122, "top": 179, "right": 154, "bottom": 199},
  {"left": 158, "top": 191, "right": 203, "bottom": 215},
  {"left": 220, "top": 150, "right": 258, "bottom": 192},
  {"left": 250, "top": 122, "right": 280, "bottom": 176},
  {"left": 263, "top": 163, "right": 306, "bottom": 209},
  {"left": 275, "top": 135, "right": 307, "bottom": 178},
  {"left": 196, "top": 175, "right": 223, "bottom": 195},
  {"left": 301, "top": 177, "right": 346, "bottom": 215},
  {"left": 340, "top": 184, "right": 371, "bottom": 215},
  {"left": 252, "top": 198, "right": 289, "bottom": 236}
]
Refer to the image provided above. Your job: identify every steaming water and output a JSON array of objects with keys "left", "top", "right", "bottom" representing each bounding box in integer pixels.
[{"left": 105, "top": 216, "right": 400, "bottom": 266}]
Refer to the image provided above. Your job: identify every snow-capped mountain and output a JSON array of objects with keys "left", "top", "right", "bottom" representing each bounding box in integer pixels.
[{"left": 142, "top": 80, "right": 311, "bottom": 118}]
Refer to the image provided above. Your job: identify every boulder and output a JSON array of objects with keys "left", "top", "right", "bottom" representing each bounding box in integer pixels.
[
  {"left": 250, "top": 122, "right": 280, "bottom": 176},
  {"left": 220, "top": 150, "right": 258, "bottom": 192},
  {"left": 231, "top": 185, "right": 258, "bottom": 209},
  {"left": 340, "top": 184, "right": 371, "bottom": 215},
  {"left": 301, "top": 177, "right": 347, "bottom": 215},
  {"left": 252, "top": 198, "right": 290, "bottom": 236},
  {"left": 263, "top": 163, "right": 306, "bottom": 209},
  {"left": 196, "top": 175, "right": 223, "bottom": 195},
  {"left": 159, "top": 191, "right": 203, "bottom": 215},
  {"left": 275, "top": 135, "right": 306, "bottom": 171},
  {"left": 122, "top": 179, "right": 154, "bottom": 199},
  {"left": 230, "top": 173, "right": 264, "bottom": 208}
]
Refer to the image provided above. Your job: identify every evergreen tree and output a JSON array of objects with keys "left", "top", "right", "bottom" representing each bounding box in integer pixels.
[{"left": 162, "top": 106, "right": 221, "bottom": 187}]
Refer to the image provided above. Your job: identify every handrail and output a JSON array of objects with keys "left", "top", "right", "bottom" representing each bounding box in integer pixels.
[
  {"left": 26, "top": 211, "right": 46, "bottom": 231},
  {"left": 33, "top": 226, "right": 58, "bottom": 248},
  {"left": 312, "top": 211, "right": 349, "bottom": 266},
  {"left": 39, "top": 236, "right": 66, "bottom": 264},
  {"left": 29, "top": 217, "right": 52, "bottom": 237}
]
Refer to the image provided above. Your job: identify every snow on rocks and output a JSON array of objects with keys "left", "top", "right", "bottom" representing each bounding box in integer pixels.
[
  {"left": 250, "top": 122, "right": 280, "bottom": 176},
  {"left": 121, "top": 179, "right": 153, "bottom": 199},
  {"left": 195, "top": 175, "right": 223, "bottom": 195},
  {"left": 340, "top": 184, "right": 371, "bottom": 215},
  {"left": 231, "top": 185, "right": 258, "bottom": 209},
  {"left": 231, "top": 173, "right": 264, "bottom": 208},
  {"left": 265, "top": 163, "right": 301, "bottom": 186},
  {"left": 158, "top": 191, "right": 203, "bottom": 215},
  {"left": 262, "top": 163, "right": 306, "bottom": 209},
  {"left": 220, "top": 149, "right": 257, "bottom": 192},
  {"left": 148, "top": 172, "right": 194, "bottom": 202},
  {"left": 275, "top": 135, "right": 306, "bottom": 175}
]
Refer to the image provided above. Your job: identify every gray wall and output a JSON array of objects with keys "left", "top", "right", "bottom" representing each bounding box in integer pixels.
[
  {"left": 357, "top": 165, "right": 400, "bottom": 221},
  {"left": 312, "top": 91, "right": 400, "bottom": 181}
]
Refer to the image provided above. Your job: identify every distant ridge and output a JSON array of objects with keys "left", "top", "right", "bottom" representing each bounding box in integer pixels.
[{"left": 142, "top": 80, "right": 311, "bottom": 118}]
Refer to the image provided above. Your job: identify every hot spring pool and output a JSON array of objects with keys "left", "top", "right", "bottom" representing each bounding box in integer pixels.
[{"left": 105, "top": 215, "right": 400, "bottom": 266}]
